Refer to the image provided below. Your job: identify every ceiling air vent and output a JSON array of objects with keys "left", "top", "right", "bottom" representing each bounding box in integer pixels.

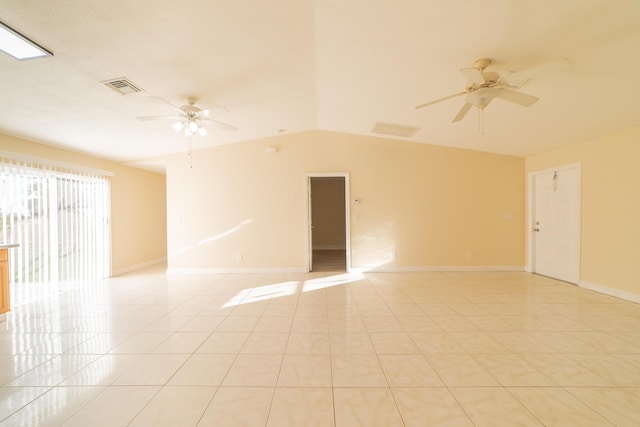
[
  {"left": 101, "top": 77, "right": 143, "bottom": 95},
  {"left": 372, "top": 122, "right": 419, "bottom": 137}
]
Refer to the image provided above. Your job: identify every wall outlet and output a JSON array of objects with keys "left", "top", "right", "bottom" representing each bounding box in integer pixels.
[
  {"left": 236, "top": 253, "right": 243, "bottom": 262},
  {"left": 466, "top": 250, "right": 473, "bottom": 259}
]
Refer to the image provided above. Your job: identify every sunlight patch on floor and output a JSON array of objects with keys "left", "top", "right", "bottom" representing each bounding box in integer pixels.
[
  {"left": 222, "top": 280, "right": 299, "bottom": 308},
  {"left": 303, "top": 272, "right": 365, "bottom": 292}
]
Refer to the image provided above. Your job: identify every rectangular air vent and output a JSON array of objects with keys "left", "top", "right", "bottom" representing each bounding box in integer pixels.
[
  {"left": 101, "top": 77, "right": 143, "bottom": 95},
  {"left": 372, "top": 122, "right": 419, "bottom": 137}
]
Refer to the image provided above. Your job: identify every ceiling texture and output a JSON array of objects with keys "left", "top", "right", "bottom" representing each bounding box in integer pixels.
[{"left": 1, "top": 0, "right": 639, "bottom": 171}]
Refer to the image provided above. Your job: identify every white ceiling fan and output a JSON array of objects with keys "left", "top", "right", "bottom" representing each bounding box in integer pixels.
[
  {"left": 415, "top": 58, "right": 570, "bottom": 123},
  {"left": 137, "top": 96, "right": 238, "bottom": 137}
]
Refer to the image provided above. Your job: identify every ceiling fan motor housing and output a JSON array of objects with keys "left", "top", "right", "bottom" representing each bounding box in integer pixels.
[
  {"left": 480, "top": 71, "right": 499, "bottom": 85},
  {"left": 181, "top": 105, "right": 201, "bottom": 114},
  {"left": 473, "top": 58, "right": 492, "bottom": 70}
]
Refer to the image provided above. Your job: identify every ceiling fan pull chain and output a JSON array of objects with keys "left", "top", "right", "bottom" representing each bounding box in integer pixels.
[{"left": 188, "top": 135, "right": 193, "bottom": 169}]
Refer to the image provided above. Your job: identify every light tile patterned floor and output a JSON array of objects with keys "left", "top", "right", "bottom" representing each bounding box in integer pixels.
[{"left": 1, "top": 266, "right": 640, "bottom": 426}]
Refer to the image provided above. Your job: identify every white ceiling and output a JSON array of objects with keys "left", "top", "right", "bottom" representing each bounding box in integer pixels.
[{"left": 1, "top": 0, "right": 639, "bottom": 171}]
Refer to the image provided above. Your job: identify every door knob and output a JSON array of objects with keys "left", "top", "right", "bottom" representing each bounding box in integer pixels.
[{"left": 533, "top": 228, "right": 540, "bottom": 232}]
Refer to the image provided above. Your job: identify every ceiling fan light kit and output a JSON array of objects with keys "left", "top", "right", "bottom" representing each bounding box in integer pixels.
[{"left": 137, "top": 96, "right": 237, "bottom": 138}]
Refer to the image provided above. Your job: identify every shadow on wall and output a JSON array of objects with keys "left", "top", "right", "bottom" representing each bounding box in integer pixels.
[
  {"left": 169, "top": 218, "right": 254, "bottom": 259},
  {"left": 199, "top": 219, "right": 254, "bottom": 245},
  {"left": 169, "top": 218, "right": 399, "bottom": 271}
]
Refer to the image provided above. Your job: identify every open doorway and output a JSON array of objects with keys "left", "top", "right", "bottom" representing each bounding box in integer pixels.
[{"left": 305, "top": 174, "right": 350, "bottom": 272}]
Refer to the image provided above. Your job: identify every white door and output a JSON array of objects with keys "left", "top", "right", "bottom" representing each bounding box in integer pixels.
[{"left": 531, "top": 165, "right": 581, "bottom": 283}]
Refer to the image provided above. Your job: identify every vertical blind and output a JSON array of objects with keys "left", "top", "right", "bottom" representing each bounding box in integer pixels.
[{"left": 0, "top": 156, "right": 111, "bottom": 284}]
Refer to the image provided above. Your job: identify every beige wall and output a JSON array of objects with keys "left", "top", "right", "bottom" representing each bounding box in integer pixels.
[
  {"left": 0, "top": 133, "right": 167, "bottom": 275},
  {"left": 526, "top": 126, "right": 640, "bottom": 297},
  {"left": 166, "top": 130, "right": 524, "bottom": 271}
]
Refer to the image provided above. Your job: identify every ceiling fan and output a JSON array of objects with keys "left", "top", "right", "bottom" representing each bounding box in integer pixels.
[
  {"left": 415, "top": 58, "right": 570, "bottom": 123},
  {"left": 137, "top": 96, "right": 238, "bottom": 137}
]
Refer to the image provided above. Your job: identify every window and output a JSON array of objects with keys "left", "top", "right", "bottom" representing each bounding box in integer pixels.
[{"left": 0, "top": 156, "right": 111, "bottom": 284}]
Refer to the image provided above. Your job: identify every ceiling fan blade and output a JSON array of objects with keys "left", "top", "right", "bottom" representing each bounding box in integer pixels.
[
  {"left": 200, "top": 105, "right": 230, "bottom": 117},
  {"left": 496, "top": 88, "right": 539, "bottom": 107},
  {"left": 415, "top": 92, "right": 466, "bottom": 110},
  {"left": 147, "top": 96, "right": 184, "bottom": 113},
  {"left": 136, "top": 115, "right": 182, "bottom": 121},
  {"left": 201, "top": 118, "right": 239, "bottom": 132},
  {"left": 499, "top": 58, "right": 570, "bottom": 87},
  {"left": 452, "top": 102, "right": 473, "bottom": 122},
  {"left": 459, "top": 67, "right": 485, "bottom": 84}
]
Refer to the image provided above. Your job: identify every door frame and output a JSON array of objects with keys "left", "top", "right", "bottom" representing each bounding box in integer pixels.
[
  {"left": 526, "top": 162, "right": 581, "bottom": 279},
  {"left": 304, "top": 172, "right": 351, "bottom": 272}
]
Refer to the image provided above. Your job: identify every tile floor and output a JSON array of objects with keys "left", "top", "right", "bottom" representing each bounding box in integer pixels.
[{"left": 1, "top": 266, "right": 640, "bottom": 426}]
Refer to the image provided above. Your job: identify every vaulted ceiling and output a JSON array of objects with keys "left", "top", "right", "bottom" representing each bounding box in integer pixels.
[{"left": 1, "top": 0, "right": 639, "bottom": 170}]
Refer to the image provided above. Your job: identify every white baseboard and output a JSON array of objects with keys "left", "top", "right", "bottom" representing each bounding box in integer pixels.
[
  {"left": 167, "top": 265, "right": 526, "bottom": 276},
  {"left": 352, "top": 265, "right": 526, "bottom": 273},
  {"left": 112, "top": 257, "right": 167, "bottom": 277},
  {"left": 578, "top": 279, "right": 640, "bottom": 304},
  {"left": 166, "top": 267, "right": 307, "bottom": 277}
]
